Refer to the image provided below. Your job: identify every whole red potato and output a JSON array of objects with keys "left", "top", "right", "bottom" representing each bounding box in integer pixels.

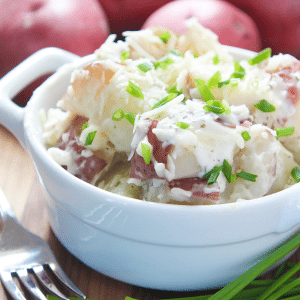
[
  {"left": 142, "top": 0, "right": 261, "bottom": 52},
  {"left": 98, "top": 0, "right": 173, "bottom": 37},
  {"left": 0, "top": 0, "right": 109, "bottom": 79},
  {"left": 225, "top": 0, "right": 300, "bottom": 58}
]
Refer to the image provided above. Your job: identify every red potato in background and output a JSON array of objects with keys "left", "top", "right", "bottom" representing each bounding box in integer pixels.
[
  {"left": 97, "top": 0, "right": 173, "bottom": 37},
  {"left": 0, "top": 0, "right": 110, "bottom": 105},
  {"left": 225, "top": 0, "right": 300, "bottom": 58},
  {"left": 142, "top": 0, "right": 261, "bottom": 52}
]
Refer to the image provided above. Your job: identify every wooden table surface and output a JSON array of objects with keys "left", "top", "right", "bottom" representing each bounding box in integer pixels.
[{"left": 0, "top": 123, "right": 300, "bottom": 300}]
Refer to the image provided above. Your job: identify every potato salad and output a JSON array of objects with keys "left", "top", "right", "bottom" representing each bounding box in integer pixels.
[{"left": 41, "top": 18, "right": 300, "bottom": 205}]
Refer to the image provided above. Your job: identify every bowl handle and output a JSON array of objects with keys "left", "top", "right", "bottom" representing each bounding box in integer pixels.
[{"left": 0, "top": 47, "right": 79, "bottom": 148}]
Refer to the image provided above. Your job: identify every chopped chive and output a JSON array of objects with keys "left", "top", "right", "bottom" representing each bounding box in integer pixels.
[
  {"left": 112, "top": 109, "right": 125, "bottom": 121},
  {"left": 275, "top": 126, "right": 295, "bottom": 138},
  {"left": 159, "top": 30, "right": 171, "bottom": 44},
  {"left": 120, "top": 50, "right": 130, "bottom": 62},
  {"left": 208, "top": 71, "right": 222, "bottom": 90},
  {"left": 176, "top": 121, "right": 190, "bottom": 129},
  {"left": 126, "top": 81, "right": 144, "bottom": 99},
  {"left": 222, "top": 159, "right": 237, "bottom": 183},
  {"left": 254, "top": 99, "right": 276, "bottom": 112},
  {"left": 154, "top": 57, "right": 174, "bottom": 69},
  {"left": 213, "top": 54, "right": 220, "bottom": 65},
  {"left": 202, "top": 166, "right": 222, "bottom": 185},
  {"left": 124, "top": 112, "right": 136, "bottom": 125},
  {"left": 203, "top": 104, "right": 224, "bottom": 114},
  {"left": 248, "top": 48, "right": 272, "bottom": 65},
  {"left": 203, "top": 100, "right": 230, "bottom": 115},
  {"left": 231, "top": 61, "right": 246, "bottom": 79},
  {"left": 167, "top": 84, "right": 182, "bottom": 96},
  {"left": 170, "top": 49, "right": 183, "bottom": 57},
  {"left": 137, "top": 63, "right": 152, "bottom": 73},
  {"left": 236, "top": 171, "right": 257, "bottom": 182},
  {"left": 141, "top": 143, "right": 151, "bottom": 164},
  {"left": 241, "top": 131, "right": 251, "bottom": 141},
  {"left": 84, "top": 131, "right": 97, "bottom": 146},
  {"left": 82, "top": 122, "right": 88, "bottom": 131},
  {"left": 194, "top": 78, "right": 216, "bottom": 102},
  {"left": 152, "top": 93, "right": 177, "bottom": 110},
  {"left": 291, "top": 166, "right": 300, "bottom": 183}
]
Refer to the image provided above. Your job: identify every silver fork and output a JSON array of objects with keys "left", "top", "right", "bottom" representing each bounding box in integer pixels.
[{"left": 0, "top": 186, "right": 86, "bottom": 300}]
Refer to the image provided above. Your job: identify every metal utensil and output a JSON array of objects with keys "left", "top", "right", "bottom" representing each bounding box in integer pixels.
[{"left": 0, "top": 186, "right": 86, "bottom": 300}]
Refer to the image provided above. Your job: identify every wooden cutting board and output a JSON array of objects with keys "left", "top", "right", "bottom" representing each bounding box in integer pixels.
[{"left": 0, "top": 125, "right": 299, "bottom": 300}]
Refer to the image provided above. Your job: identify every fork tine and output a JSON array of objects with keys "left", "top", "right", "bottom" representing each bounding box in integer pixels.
[
  {"left": 16, "top": 268, "right": 47, "bottom": 300},
  {"left": 33, "top": 265, "right": 69, "bottom": 300},
  {"left": 49, "top": 263, "right": 86, "bottom": 299},
  {"left": 0, "top": 271, "right": 27, "bottom": 300}
]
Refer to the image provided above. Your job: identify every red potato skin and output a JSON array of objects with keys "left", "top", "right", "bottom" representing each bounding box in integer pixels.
[
  {"left": 225, "top": 0, "right": 300, "bottom": 58},
  {"left": 97, "top": 0, "right": 173, "bottom": 37},
  {"left": 0, "top": 0, "right": 110, "bottom": 105},
  {"left": 142, "top": 0, "right": 261, "bottom": 52}
]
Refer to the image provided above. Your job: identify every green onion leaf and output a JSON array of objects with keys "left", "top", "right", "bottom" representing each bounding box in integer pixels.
[
  {"left": 176, "top": 121, "right": 190, "bottom": 129},
  {"left": 241, "top": 130, "right": 251, "bottom": 141},
  {"left": 154, "top": 57, "right": 174, "bottom": 69},
  {"left": 202, "top": 166, "right": 222, "bottom": 185},
  {"left": 84, "top": 131, "right": 97, "bottom": 146},
  {"left": 236, "top": 171, "right": 257, "bottom": 182},
  {"left": 231, "top": 61, "right": 246, "bottom": 79},
  {"left": 208, "top": 71, "right": 222, "bottom": 90},
  {"left": 167, "top": 84, "right": 182, "bottom": 96},
  {"left": 124, "top": 112, "right": 136, "bottom": 125},
  {"left": 203, "top": 103, "right": 224, "bottom": 114},
  {"left": 203, "top": 100, "right": 230, "bottom": 115},
  {"left": 222, "top": 159, "right": 237, "bottom": 183},
  {"left": 248, "top": 48, "right": 272, "bottom": 65},
  {"left": 82, "top": 122, "right": 88, "bottom": 131},
  {"left": 152, "top": 93, "right": 177, "bottom": 110},
  {"left": 159, "top": 30, "right": 171, "bottom": 44},
  {"left": 170, "top": 49, "right": 183, "bottom": 57},
  {"left": 141, "top": 143, "right": 151, "bottom": 164},
  {"left": 291, "top": 166, "right": 300, "bottom": 183},
  {"left": 275, "top": 126, "right": 295, "bottom": 138},
  {"left": 194, "top": 78, "right": 216, "bottom": 102},
  {"left": 213, "top": 54, "right": 220, "bottom": 65},
  {"left": 112, "top": 109, "right": 125, "bottom": 121},
  {"left": 120, "top": 50, "right": 130, "bottom": 62},
  {"left": 218, "top": 79, "right": 231, "bottom": 88},
  {"left": 126, "top": 81, "right": 144, "bottom": 99},
  {"left": 254, "top": 99, "right": 276, "bottom": 112},
  {"left": 137, "top": 63, "right": 152, "bottom": 73}
]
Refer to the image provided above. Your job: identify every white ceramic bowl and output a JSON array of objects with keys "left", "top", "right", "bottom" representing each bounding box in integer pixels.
[{"left": 1, "top": 47, "right": 300, "bottom": 291}]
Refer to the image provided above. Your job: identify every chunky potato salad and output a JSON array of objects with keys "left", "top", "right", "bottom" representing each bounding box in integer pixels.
[{"left": 41, "top": 18, "right": 300, "bottom": 205}]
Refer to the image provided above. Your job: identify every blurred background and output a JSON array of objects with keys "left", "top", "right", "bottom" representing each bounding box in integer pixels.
[{"left": 1, "top": 0, "right": 299, "bottom": 106}]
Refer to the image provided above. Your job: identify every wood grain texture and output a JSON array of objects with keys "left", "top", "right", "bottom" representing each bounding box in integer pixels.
[{"left": 0, "top": 124, "right": 300, "bottom": 300}]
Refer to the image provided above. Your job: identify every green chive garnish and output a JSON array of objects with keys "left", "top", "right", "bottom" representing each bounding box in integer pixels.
[
  {"left": 154, "top": 57, "right": 174, "bottom": 69},
  {"left": 275, "top": 126, "right": 295, "bottom": 138},
  {"left": 176, "top": 122, "right": 190, "bottom": 129},
  {"left": 222, "top": 159, "right": 237, "bottom": 183},
  {"left": 194, "top": 78, "right": 216, "bottom": 102},
  {"left": 167, "top": 84, "right": 182, "bottom": 96},
  {"left": 141, "top": 143, "right": 151, "bottom": 164},
  {"left": 152, "top": 93, "right": 177, "bottom": 110},
  {"left": 170, "top": 49, "right": 183, "bottom": 57},
  {"left": 208, "top": 71, "right": 222, "bottom": 90},
  {"left": 241, "top": 131, "right": 251, "bottom": 141},
  {"left": 218, "top": 79, "right": 231, "bottom": 88},
  {"left": 202, "top": 166, "right": 222, "bottom": 185},
  {"left": 82, "top": 122, "right": 88, "bottom": 131},
  {"left": 137, "top": 63, "right": 152, "bottom": 73},
  {"left": 248, "top": 48, "right": 272, "bottom": 65},
  {"left": 126, "top": 81, "right": 144, "bottom": 99},
  {"left": 203, "top": 100, "right": 230, "bottom": 115},
  {"left": 291, "top": 166, "right": 300, "bottom": 183},
  {"left": 159, "top": 30, "right": 171, "bottom": 44},
  {"left": 124, "top": 112, "right": 136, "bottom": 125},
  {"left": 213, "top": 54, "right": 220, "bottom": 65},
  {"left": 231, "top": 61, "right": 246, "bottom": 79},
  {"left": 112, "top": 109, "right": 125, "bottom": 121},
  {"left": 84, "top": 131, "right": 97, "bottom": 146},
  {"left": 254, "top": 99, "right": 276, "bottom": 112},
  {"left": 236, "top": 171, "right": 258, "bottom": 182},
  {"left": 120, "top": 50, "right": 130, "bottom": 62}
]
